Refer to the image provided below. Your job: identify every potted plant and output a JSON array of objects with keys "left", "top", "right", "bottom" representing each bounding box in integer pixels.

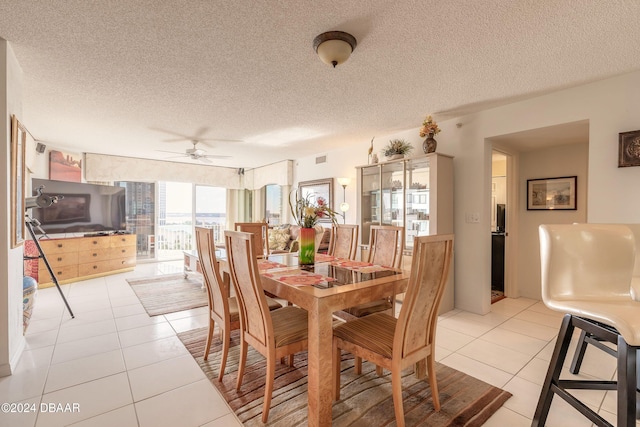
[{"left": 382, "top": 139, "right": 413, "bottom": 160}]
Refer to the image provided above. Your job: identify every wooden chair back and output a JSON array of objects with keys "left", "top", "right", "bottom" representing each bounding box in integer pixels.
[
  {"left": 328, "top": 224, "right": 359, "bottom": 260},
  {"left": 234, "top": 222, "right": 269, "bottom": 258},
  {"left": 224, "top": 230, "right": 272, "bottom": 349},
  {"left": 396, "top": 234, "right": 453, "bottom": 360},
  {"left": 194, "top": 227, "right": 229, "bottom": 327},
  {"left": 368, "top": 225, "right": 404, "bottom": 268}
]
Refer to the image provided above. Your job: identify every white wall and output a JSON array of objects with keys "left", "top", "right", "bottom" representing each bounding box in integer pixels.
[
  {"left": 445, "top": 70, "right": 640, "bottom": 314},
  {"left": 1, "top": 39, "right": 26, "bottom": 376},
  {"left": 517, "top": 143, "right": 588, "bottom": 299},
  {"left": 294, "top": 70, "right": 640, "bottom": 315}
]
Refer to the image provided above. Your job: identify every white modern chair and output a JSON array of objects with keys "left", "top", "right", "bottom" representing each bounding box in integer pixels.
[{"left": 533, "top": 223, "right": 640, "bottom": 427}]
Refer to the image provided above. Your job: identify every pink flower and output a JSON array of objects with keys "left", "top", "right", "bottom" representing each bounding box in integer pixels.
[{"left": 316, "top": 197, "right": 326, "bottom": 206}]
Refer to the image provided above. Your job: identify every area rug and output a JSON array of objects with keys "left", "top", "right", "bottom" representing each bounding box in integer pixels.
[
  {"left": 491, "top": 290, "right": 505, "bottom": 304},
  {"left": 178, "top": 327, "right": 511, "bottom": 426},
  {"left": 127, "top": 274, "right": 207, "bottom": 316}
]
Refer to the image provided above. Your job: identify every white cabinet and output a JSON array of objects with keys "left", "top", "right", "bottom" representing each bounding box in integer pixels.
[
  {"left": 357, "top": 153, "right": 454, "bottom": 312},
  {"left": 357, "top": 153, "right": 453, "bottom": 251}
]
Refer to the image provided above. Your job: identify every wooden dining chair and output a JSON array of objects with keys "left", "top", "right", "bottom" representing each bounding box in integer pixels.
[
  {"left": 194, "top": 227, "right": 281, "bottom": 381},
  {"left": 234, "top": 222, "right": 269, "bottom": 258},
  {"left": 328, "top": 224, "right": 359, "bottom": 260},
  {"left": 336, "top": 225, "right": 404, "bottom": 321},
  {"left": 224, "top": 230, "right": 309, "bottom": 423},
  {"left": 333, "top": 234, "right": 454, "bottom": 427}
]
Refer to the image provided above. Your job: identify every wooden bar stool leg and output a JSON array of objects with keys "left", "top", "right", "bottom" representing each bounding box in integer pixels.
[
  {"left": 569, "top": 329, "right": 589, "bottom": 374},
  {"left": 532, "top": 314, "right": 575, "bottom": 427},
  {"left": 616, "top": 338, "right": 637, "bottom": 427}
]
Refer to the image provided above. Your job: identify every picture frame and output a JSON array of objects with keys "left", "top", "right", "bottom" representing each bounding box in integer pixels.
[
  {"left": 298, "top": 178, "right": 333, "bottom": 223},
  {"left": 527, "top": 176, "right": 577, "bottom": 210},
  {"left": 618, "top": 129, "right": 640, "bottom": 167},
  {"left": 10, "top": 115, "right": 27, "bottom": 248}
]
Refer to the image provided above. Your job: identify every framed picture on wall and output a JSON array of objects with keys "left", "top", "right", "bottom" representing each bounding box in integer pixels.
[
  {"left": 618, "top": 129, "right": 640, "bottom": 167},
  {"left": 527, "top": 176, "right": 577, "bottom": 210},
  {"left": 10, "top": 115, "right": 27, "bottom": 248},
  {"left": 298, "top": 178, "right": 333, "bottom": 223}
]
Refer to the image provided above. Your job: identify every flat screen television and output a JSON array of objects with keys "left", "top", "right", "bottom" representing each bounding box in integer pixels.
[
  {"left": 30, "top": 178, "right": 126, "bottom": 235},
  {"left": 496, "top": 203, "right": 506, "bottom": 233}
]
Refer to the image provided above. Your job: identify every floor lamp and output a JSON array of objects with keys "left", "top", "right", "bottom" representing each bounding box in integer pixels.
[{"left": 337, "top": 177, "right": 350, "bottom": 224}]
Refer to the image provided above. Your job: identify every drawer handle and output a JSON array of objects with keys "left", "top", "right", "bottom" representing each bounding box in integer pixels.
[
  {"left": 121, "top": 249, "right": 125, "bottom": 253},
  {"left": 57, "top": 271, "right": 62, "bottom": 275},
  {"left": 93, "top": 265, "right": 98, "bottom": 270},
  {"left": 92, "top": 253, "right": 98, "bottom": 257},
  {"left": 57, "top": 257, "right": 62, "bottom": 262},
  {"left": 92, "top": 241, "right": 98, "bottom": 245},
  {"left": 57, "top": 244, "right": 63, "bottom": 248},
  {"left": 121, "top": 238, "right": 126, "bottom": 242}
]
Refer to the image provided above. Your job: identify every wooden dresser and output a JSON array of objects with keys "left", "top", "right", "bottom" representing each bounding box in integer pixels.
[{"left": 37, "top": 234, "right": 137, "bottom": 288}]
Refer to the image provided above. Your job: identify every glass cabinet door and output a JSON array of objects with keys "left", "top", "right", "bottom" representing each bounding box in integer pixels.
[
  {"left": 360, "top": 165, "right": 380, "bottom": 246},
  {"left": 405, "top": 157, "right": 430, "bottom": 251},
  {"left": 380, "top": 161, "right": 405, "bottom": 228}
]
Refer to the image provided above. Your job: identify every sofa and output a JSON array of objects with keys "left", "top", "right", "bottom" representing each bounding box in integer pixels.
[{"left": 269, "top": 224, "right": 331, "bottom": 254}]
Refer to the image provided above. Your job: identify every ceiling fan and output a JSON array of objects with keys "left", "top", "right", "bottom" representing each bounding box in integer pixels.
[{"left": 157, "top": 140, "right": 231, "bottom": 164}]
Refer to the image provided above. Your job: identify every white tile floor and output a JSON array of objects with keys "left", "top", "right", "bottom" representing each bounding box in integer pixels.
[{"left": 1, "top": 261, "right": 637, "bottom": 426}]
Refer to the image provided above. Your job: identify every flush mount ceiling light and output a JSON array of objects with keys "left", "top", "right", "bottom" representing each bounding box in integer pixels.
[{"left": 313, "top": 31, "right": 357, "bottom": 68}]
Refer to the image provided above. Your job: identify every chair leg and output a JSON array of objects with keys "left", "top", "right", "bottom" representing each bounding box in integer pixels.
[
  {"left": 376, "top": 365, "right": 383, "bottom": 376},
  {"left": 355, "top": 356, "right": 362, "bottom": 375},
  {"left": 532, "top": 314, "right": 575, "bottom": 427},
  {"left": 236, "top": 337, "right": 248, "bottom": 390},
  {"left": 569, "top": 329, "right": 589, "bottom": 374},
  {"left": 427, "top": 354, "right": 440, "bottom": 411},
  {"left": 262, "top": 355, "right": 275, "bottom": 423},
  {"left": 203, "top": 318, "right": 214, "bottom": 361},
  {"left": 391, "top": 366, "right": 405, "bottom": 427},
  {"left": 217, "top": 327, "right": 230, "bottom": 382},
  {"left": 616, "top": 337, "right": 637, "bottom": 427},
  {"left": 333, "top": 342, "right": 341, "bottom": 400},
  {"left": 288, "top": 354, "right": 294, "bottom": 366}
]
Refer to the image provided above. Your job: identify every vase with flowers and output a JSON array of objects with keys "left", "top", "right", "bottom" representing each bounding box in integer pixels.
[
  {"left": 419, "top": 115, "right": 441, "bottom": 154},
  {"left": 289, "top": 193, "right": 338, "bottom": 264}
]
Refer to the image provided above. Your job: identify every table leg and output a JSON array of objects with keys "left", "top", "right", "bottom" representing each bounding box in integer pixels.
[{"left": 307, "top": 301, "right": 334, "bottom": 426}]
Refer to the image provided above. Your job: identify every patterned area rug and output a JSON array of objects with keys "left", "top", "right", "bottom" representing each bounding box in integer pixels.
[
  {"left": 127, "top": 274, "right": 207, "bottom": 316},
  {"left": 491, "top": 290, "right": 505, "bottom": 304},
  {"left": 178, "top": 327, "right": 511, "bottom": 426}
]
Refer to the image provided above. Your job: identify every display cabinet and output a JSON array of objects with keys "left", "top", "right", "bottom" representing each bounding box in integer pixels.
[
  {"left": 357, "top": 153, "right": 453, "bottom": 252},
  {"left": 357, "top": 152, "right": 454, "bottom": 312}
]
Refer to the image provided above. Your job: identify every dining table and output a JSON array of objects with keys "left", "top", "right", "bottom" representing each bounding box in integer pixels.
[{"left": 217, "top": 252, "right": 410, "bottom": 426}]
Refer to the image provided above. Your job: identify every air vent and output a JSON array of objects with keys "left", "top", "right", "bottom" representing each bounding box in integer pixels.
[{"left": 315, "top": 155, "right": 327, "bottom": 164}]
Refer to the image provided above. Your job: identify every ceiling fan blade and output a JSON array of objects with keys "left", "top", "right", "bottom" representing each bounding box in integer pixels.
[
  {"left": 202, "top": 154, "right": 232, "bottom": 159},
  {"left": 156, "top": 150, "right": 186, "bottom": 155},
  {"left": 197, "top": 157, "right": 214, "bottom": 164}
]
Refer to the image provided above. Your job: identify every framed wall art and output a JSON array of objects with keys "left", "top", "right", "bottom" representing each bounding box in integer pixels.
[
  {"left": 527, "top": 176, "right": 577, "bottom": 210},
  {"left": 49, "top": 149, "right": 82, "bottom": 182},
  {"left": 298, "top": 178, "right": 333, "bottom": 223},
  {"left": 618, "top": 129, "right": 640, "bottom": 167},
  {"left": 10, "top": 114, "right": 27, "bottom": 248}
]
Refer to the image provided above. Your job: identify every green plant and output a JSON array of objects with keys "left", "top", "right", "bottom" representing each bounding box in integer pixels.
[{"left": 383, "top": 139, "right": 413, "bottom": 157}]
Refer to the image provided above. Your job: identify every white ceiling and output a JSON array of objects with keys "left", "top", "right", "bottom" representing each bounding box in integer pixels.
[{"left": 1, "top": 1, "right": 639, "bottom": 169}]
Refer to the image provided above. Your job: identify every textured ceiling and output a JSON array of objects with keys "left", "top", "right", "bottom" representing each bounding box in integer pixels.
[{"left": 1, "top": 1, "right": 640, "bottom": 169}]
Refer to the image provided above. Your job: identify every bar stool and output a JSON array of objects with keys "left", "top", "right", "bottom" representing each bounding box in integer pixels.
[{"left": 533, "top": 224, "right": 640, "bottom": 427}]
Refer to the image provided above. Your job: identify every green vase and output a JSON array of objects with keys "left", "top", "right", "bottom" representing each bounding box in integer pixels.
[{"left": 299, "top": 227, "right": 315, "bottom": 265}]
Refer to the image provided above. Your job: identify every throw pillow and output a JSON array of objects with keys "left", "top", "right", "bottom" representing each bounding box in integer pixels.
[{"left": 269, "top": 228, "right": 290, "bottom": 251}]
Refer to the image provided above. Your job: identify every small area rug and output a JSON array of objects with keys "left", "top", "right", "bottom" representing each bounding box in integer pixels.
[
  {"left": 127, "top": 274, "right": 207, "bottom": 316},
  {"left": 178, "top": 327, "right": 511, "bottom": 426}
]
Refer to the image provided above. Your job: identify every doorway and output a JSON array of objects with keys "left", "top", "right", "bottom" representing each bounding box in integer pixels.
[{"left": 491, "top": 151, "right": 507, "bottom": 303}]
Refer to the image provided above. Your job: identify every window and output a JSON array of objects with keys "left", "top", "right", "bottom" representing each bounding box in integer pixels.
[{"left": 265, "top": 184, "right": 282, "bottom": 226}]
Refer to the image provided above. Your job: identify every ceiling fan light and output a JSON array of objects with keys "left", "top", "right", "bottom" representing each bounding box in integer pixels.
[{"left": 313, "top": 31, "right": 357, "bottom": 68}]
